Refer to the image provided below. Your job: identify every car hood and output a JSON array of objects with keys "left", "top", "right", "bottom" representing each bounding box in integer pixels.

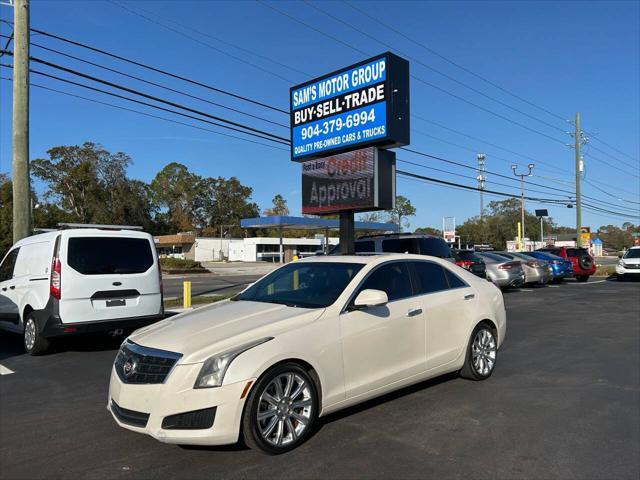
[{"left": 128, "top": 300, "right": 324, "bottom": 364}]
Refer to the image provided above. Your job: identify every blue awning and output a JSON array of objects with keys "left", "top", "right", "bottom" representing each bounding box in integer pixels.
[{"left": 240, "top": 215, "right": 398, "bottom": 232}]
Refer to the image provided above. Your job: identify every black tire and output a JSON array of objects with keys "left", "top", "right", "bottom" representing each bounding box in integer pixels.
[
  {"left": 552, "top": 277, "right": 562, "bottom": 284},
  {"left": 242, "top": 363, "right": 319, "bottom": 454},
  {"left": 578, "top": 255, "right": 593, "bottom": 271},
  {"left": 23, "top": 313, "right": 51, "bottom": 356},
  {"left": 617, "top": 274, "right": 625, "bottom": 282},
  {"left": 576, "top": 275, "right": 589, "bottom": 282},
  {"left": 460, "top": 324, "right": 497, "bottom": 381}
]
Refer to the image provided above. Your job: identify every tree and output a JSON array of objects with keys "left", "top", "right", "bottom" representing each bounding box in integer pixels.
[
  {"left": 358, "top": 211, "right": 383, "bottom": 223},
  {"left": 387, "top": 195, "right": 416, "bottom": 232},
  {"left": 200, "top": 176, "right": 260, "bottom": 231},
  {"left": 264, "top": 194, "right": 289, "bottom": 216},
  {"left": 414, "top": 226, "right": 442, "bottom": 236},
  {"left": 31, "top": 142, "right": 158, "bottom": 229},
  {"left": 150, "top": 162, "right": 203, "bottom": 231}
]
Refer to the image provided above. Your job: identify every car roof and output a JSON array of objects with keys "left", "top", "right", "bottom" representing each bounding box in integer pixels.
[
  {"left": 296, "top": 253, "right": 451, "bottom": 266},
  {"left": 12, "top": 228, "right": 151, "bottom": 248}
]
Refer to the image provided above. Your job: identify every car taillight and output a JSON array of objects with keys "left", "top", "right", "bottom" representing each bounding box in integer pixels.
[
  {"left": 50, "top": 257, "right": 61, "bottom": 299},
  {"left": 457, "top": 260, "right": 473, "bottom": 269},
  {"left": 498, "top": 262, "right": 519, "bottom": 270}
]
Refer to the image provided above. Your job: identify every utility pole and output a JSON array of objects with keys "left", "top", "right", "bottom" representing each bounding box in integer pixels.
[
  {"left": 574, "top": 112, "right": 582, "bottom": 247},
  {"left": 12, "top": 0, "right": 30, "bottom": 242},
  {"left": 477, "top": 153, "right": 486, "bottom": 223},
  {"left": 512, "top": 163, "right": 535, "bottom": 251}
]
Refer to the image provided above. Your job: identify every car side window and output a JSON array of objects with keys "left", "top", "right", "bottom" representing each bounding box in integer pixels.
[
  {"left": 444, "top": 268, "right": 468, "bottom": 289},
  {"left": 0, "top": 248, "right": 20, "bottom": 282},
  {"left": 412, "top": 261, "right": 449, "bottom": 294},
  {"left": 358, "top": 262, "right": 413, "bottom": 302}
]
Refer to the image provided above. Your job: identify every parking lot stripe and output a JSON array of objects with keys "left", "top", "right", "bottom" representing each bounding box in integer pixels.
[
  {"left": 548, "top": 285, "right": 561, "bottom": 288},
  {"left": 567, "top": 279, "right": 608, "bottom": 285},
  {"left": 0, "top": 364, "right": 15, "bottom": 375},
  {"left": 520, "top": 289, "right": 535, "bottom": 292}
]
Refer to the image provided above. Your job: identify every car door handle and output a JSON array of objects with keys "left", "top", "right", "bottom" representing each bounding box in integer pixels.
[
  {"left": 9, "top": 286, "right": 15, "bottom": 290},
  {"left": 464, "top": 294, "right": 475, "bottom": 300},
  {"left": 1, "top": 287, "right": 6, "bottom": 291},
  {"left": 407, "top": 307, "right": 423, "bottom": 317}
]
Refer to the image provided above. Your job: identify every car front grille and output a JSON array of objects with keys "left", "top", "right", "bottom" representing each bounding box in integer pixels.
[
  {"left": 111, "top": 400, "right": 150, "bottom": 428},
  {"left": 114, "top": 341, "right": 182, "bottom": 384}
]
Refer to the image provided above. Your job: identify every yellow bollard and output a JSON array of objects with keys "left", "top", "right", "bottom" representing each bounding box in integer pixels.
[{"left": 183, "top": 281, "right": 192, "bottom": 309}]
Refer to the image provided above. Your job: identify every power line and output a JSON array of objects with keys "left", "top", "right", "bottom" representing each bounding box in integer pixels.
[
  {"left": 589, "top": 135, "right": 638, "bottom": 164},
  {"left": 583, "top": 152, "right": 640, "bottom": 178},
  {"left": 304, "top": 0, "right": 568, "bottom": 135},
  {"left": 397, "top": 170, "right": 639, "bottom": 220},
  {"left": 583, "top": 178, "right": 640, "bottom": 205},
  {"left": 0, "top": 50, "right": 290, "bottom": 143},
  {"left": 108, "top": 0, "right": 311, "bottom": 78},
  {"left": 259, "top": 1, "right": 569, "bottom": 147},
  {"left": 0, "top": 76, "right": 289, "bottom": 151},
  {"left": 343, "top": 0, "right": 570, "bottom": 124},
  {"left": 587, "top": 143, "right": 638, "bottom": 170},
  {"left": 107, "top": 0, "right": 296, "bottom": 84},
  {"left": 0, "top": 19, "right": 289, "bottom": 114},
  {"left": 0, "top": 62, "right": 290, "bottom": 146},
  {"left": 0, "top": 34, "right": 288, "bottom": 130}
]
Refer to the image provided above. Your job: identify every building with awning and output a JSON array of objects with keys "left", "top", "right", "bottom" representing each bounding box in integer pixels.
[{"left": 239, "top": 216, "right": 398, "bottom": 263}]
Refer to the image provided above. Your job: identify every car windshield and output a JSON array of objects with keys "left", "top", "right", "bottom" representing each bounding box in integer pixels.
[
  {"left": 623, "top": 249, "right": 640, "bottom": 259},
  {"left": 235, "top": 262, "right": 364, "bottom": 308},
  {"left": 566, "top": 248, "right": 589, "bottom": 257}
]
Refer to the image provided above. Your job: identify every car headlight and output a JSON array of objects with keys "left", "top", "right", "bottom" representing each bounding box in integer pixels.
[
  {"left": 619, "top": 260, "right": 625, "bottom": 267},
  {"left": 194, "top": 337, "right": 273, "bottom": 389}
]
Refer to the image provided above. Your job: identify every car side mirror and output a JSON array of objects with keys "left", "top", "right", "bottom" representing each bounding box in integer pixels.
[
  {"left": 352, "top": 289, "right": 388, "bottom": 309},
  {"left": 618, "top": 255, "right": 622, "bottom": 259}
]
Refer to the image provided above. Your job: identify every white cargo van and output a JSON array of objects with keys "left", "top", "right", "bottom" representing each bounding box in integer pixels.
[{"left": 0, "top": 226, "right": 163, "bottom": 355}]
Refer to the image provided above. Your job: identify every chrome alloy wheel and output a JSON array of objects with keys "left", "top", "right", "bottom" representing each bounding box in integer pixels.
[
  {"left": 471, "top": 328, "right": 496, "bottom": 376},
  {"left": 24, "top": 318, "right": 36, "bottom": 351},
  {"left": 257, "top": 373, "right": 313, "bottom": 446}
]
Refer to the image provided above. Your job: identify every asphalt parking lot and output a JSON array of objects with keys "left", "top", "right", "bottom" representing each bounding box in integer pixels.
[{"left": 1, "top": 278, "right": 639, "bottom": 479}]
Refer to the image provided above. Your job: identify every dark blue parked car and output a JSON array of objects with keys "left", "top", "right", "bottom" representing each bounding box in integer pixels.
[{"left": 522, "top": 251, "right": 573, "bottom": 283}]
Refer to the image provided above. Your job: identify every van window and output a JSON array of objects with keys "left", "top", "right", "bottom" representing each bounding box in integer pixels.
[
  {"left": 354, "top": 240, "right": 376, "bottom": 253},
  {"left": 382, "top": 238, "right": 418, "bottom": 254},
  {"left": 0, "top": 249, "right": 19, "bottom": 282},
  {"left": 67, "top": 237, "right": 154, "bottom": 275},
  {"left": 419, "top": 238, "right": 452, "bottom": 258}
]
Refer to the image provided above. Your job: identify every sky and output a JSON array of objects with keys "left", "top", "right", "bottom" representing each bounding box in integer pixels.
[{"left": 0, "top": 0, "right": 638, "bottom": 232}]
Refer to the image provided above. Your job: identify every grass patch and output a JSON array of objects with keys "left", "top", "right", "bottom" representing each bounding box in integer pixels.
[
  {"left": 164, "top": 294, "right": 233, "bottom": 309},
  {"left": 594, "top": 265, "right": 616, "bottom": 277}
]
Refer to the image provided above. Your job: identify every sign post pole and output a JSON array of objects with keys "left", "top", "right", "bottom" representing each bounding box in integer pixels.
[{"left": 340, "top": 211, "right": 355, "bottom": 255}]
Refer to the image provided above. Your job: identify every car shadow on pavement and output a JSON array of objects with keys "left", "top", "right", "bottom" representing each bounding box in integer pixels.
[
  {"left": 0, "top": 331, "right": 25, "bottom": 362},
  {"left": 320, "top": 372, "right": 459, "bottom": 426}
]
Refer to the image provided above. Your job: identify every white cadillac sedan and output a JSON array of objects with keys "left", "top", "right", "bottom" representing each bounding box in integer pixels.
[{"left": 108, "top": 254, "right": 506, "bottom": 454}]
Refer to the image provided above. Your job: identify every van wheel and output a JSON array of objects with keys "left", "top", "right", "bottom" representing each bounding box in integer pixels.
[{"left": 23, "top": 313, "right": 51, "bottom": 356}]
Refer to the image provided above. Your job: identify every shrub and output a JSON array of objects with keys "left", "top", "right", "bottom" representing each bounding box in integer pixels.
[{"left": 159, "top": 257, "right": 204, "bottom": 270}]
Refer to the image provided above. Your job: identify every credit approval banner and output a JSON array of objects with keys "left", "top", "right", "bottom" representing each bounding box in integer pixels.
[
  {"left": 290, "top": 52, "right": 409, "bottom": 162},
  {"left": 301, "top": 147, "right": 395, "bottom": 215}
]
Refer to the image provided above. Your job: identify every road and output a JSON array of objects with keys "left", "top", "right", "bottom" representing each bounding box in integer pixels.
[
  {"left": 162, "top": 274, "right": 263, "bottom": 299},
  {"left": 1, "top": 279, "right": 638, "bottom": 479}
]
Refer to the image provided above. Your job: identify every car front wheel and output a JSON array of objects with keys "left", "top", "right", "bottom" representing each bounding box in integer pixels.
[
  {"left": 460, "top": 324, "right": 497, "bottom": 380},
  {"left": 242, "top": 363, "right": 319, "bottom": 454},
  {"left": 23, "top": 313, "right": 51, "bottom": 356}
]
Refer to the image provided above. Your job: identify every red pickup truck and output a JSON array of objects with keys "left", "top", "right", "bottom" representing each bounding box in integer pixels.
[{"left": 537, "top": 247, "right": 596, "bottom": 282}]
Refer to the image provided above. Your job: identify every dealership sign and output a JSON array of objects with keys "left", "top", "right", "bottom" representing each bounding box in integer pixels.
[
  {"left": 301, "top": 147, "right": 395, "bottom": 215},
  {"left": 290, "top": 52, "right": 410, "bottom": 161}
]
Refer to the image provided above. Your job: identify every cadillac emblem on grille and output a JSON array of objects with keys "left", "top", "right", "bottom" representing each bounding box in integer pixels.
[{"left": 123, "top": 358, "right": 136, "bottom": 377}]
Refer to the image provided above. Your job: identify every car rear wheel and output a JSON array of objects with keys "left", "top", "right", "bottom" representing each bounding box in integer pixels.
[
  {"left": 576, "top": 275, "right": 589, "bottom": 282},
  {"left": 242, "top": 363, "right": 318, "bottom": 454},
  {"left": 460, "top": 324, "right": 497, "bottom": 380},
  {"left": 23, "top": 313, "right": 51, "bottom": 356}
]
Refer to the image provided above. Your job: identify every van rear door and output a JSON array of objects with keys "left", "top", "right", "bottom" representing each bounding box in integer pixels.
[{"left": 58, "top": 234, "right": 161, "bottom": 324}]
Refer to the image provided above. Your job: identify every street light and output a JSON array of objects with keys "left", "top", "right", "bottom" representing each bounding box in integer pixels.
[{"left": 512, "top": 163, "right": 535, "bottom": 251}]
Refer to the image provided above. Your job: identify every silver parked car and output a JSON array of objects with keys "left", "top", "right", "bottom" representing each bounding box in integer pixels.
[
  {"left": 476, "top": 252, "right": 525, "bottom": 289},
  {"left": 493, "top": 251, "right": 552, "bottom": 285}
]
